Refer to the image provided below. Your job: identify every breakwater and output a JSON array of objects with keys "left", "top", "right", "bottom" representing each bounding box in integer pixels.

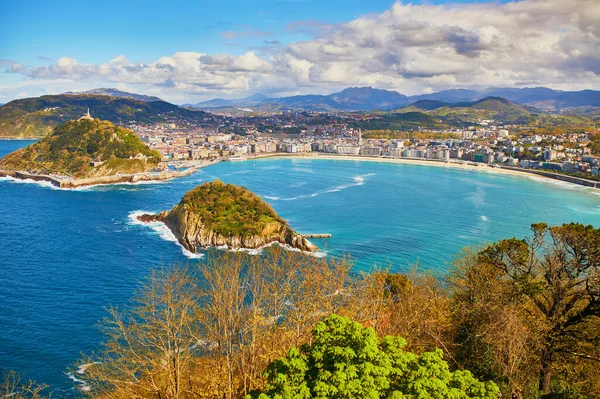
[
  {"left": 500, "top": 166, "right": 600, "bottom": 189},
  {"left": 0, "top": 167, "right": 200, "bottom": 188}
]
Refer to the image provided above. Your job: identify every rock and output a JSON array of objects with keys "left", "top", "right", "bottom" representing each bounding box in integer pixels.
[{"left": 137, "top": 181, "right": 318, "bottom": 253}]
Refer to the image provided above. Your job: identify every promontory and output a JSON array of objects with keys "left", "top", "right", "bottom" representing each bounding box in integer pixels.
[
  {"left": 138, "top": 180, "right": 318, "bottom": 253},
  {"left": 0, "top": 117, "right": 198, "bottom": 188}
]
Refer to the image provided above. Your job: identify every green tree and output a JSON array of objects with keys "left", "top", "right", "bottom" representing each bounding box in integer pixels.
[
  {"left": 475, "top": 223, "right": 600, "bottom": 396},
  {"left": 248, "top": 314, "right": 499, "bottom": 399}
]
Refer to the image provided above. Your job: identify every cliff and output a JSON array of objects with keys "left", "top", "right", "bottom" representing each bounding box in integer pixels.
[
  {"left": 138, "top": 181, "right": 318, "bottom": 253},
  {"left": 0, "top": 118, "right": 162, "bottom": 179}
]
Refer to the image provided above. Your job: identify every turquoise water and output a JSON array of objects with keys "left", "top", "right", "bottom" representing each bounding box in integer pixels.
[{"left": 1, "top": 140, "right": 600, "bottom": 395}]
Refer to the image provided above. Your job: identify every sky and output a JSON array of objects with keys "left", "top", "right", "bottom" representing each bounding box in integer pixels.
[{"left": 1, "top": 0, "right": 599, "bottom": 104}]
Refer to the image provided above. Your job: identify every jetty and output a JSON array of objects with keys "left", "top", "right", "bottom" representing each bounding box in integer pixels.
[
  {"left": 0, "top": 166, "right": 200, "bottom": 189},
  {"left": 302, "top": 233, "right": 332, "bottom": 238}
]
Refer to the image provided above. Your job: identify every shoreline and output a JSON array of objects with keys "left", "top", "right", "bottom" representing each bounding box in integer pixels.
[
  {"left": 0, "top": 159, "right": 220, "bottom": 188},
  {"left": 0, "top": 137, "right": 42, "bottom": 141},
  {"left": 234, "top": 153, "right": 600, "bottom": 190}
]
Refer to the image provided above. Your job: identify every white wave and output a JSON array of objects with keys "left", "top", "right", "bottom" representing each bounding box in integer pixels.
[
  {"left": 525, "top": 175, "right": 600, "bottom": 198},
  {"left": 66, "top": 372, "right": 91, "bottom": 392},
  {"left": 129, "top": 212, "right": 322, "bottom": 257},
  {"left": 263, "top": 195, "right": 280, "bottom": 200},
  {"left": 292, "top": 167, "right": 314, "bottom": 174},
  {"left": 127, "top": 211, "right": 204, "bottom": 259},
  {"left": 480, "top": 215, "right": 489, "bottom": 221},
  {"left": 278, "top": 173, "right": 375, "bottom": 201},
  {"left": 0, "top": 174, "right": 170, "bottom": 192},
  {"left": 0, "top": 175, "right": 61, "bottom": 190},
  {"left": 77, "top": 362, "right": 100, "bottom": 374}
]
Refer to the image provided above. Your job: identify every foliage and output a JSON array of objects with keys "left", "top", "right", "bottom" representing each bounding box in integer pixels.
[
  {"left": 0, "top": 118, "right": 161, "bottom": 178},
  {"left": 0, "top": 370, "right": 50, "bottom": 398},
  {"left": 451, "top": 223, "right": 600, "bottom": 397},
  {"left": 80, "top": 247, "right": 354, "bottom": 398},
  {"left": 248, "top": 314, "right": 499, "bottom": 399}
]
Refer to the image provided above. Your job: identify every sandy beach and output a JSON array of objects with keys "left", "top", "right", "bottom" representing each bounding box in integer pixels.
[{"left": 241, "top": 153, "right": 600, "bottom": 190}]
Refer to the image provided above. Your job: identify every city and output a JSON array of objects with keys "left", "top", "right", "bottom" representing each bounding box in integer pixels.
[{"left": 129, "top": 110, "right": 600, "bottom": 182}]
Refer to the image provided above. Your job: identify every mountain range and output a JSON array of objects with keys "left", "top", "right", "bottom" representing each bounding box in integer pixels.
[
  {"left": 65, "top": 88, "right": 164, "bottom": 102},
  {"left": 188, "top": 86, "right": 600, "bottom": 114}
]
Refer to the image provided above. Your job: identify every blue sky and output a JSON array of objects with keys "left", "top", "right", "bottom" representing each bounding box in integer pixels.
[{"left": 1, "top": 0, "right": 597, "bottom": 103}]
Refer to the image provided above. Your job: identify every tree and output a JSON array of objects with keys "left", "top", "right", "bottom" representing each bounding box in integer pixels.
[
  {"left": 80, "top": 266, "right": 202, "bottom": 399},
  {"left": 475, "top": 223, "right": 600, "bottom": 396},
  {"left": 451, "top": 247, "right": 540, "bottom": 398},
  {"left": 248, "top": 314, "right": 499, "bottom": 399},
  {"left": 0, "top": 370, "right": 50, "bottom": 399}
]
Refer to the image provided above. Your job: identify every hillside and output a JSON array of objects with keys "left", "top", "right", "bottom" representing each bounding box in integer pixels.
[
  {"left": 138, "top": 180, "right": 317, "bottom": 252},
  {"left": 0, "top": 118, "right": 161, "bottom": 178},
  {"left": 354, "top": 111, "right": 450, "bottom": 130},
  {"left": 389, "top": 97, "right": 535, "bottom": 126},
  {"left": 0, "top": 94, "right": 212, "bottom": 138}
]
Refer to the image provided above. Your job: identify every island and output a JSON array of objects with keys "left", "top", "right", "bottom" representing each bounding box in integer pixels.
[
  {"left": 137, "top": 180, "right": 319, "bottom": 253},
  {"left": 0, "top": 115, "right": 200, "bottom": 188}
]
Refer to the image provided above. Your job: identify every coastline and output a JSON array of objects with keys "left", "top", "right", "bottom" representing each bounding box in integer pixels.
[
  {"left": 0, "top": 137, "right": 42, "bottom": 141},
  {"left": 0, "top": 159, "right": 220, "bottom": 188},
  {"left": 236, "top": 153, "right": 600, "bottom": 190}
]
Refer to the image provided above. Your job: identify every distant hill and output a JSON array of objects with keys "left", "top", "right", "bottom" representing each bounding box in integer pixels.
[
  {"left": 354, "top": 111, "right": 450, "bottom": 131},
  {"left": 190, "top": 86, "right": 600, "bottom": 114},
  {"left": 190, "top": 87, "right": 409, "bottom": 112},
  {"left": 0, "top": 94, "right": 212, "bottom": 137},
  {"left": 0, "top": 118, "right": 161, "bottom": 178},
  {"left": 354, "top": 97, "right": 538, "bottom": 130},
  {"left": 189, "top": 93, "right": 271, "bottom": 109},
  {"left": 65, "top": 88, "right": 164, "bottom": 102},
  {"left": 396, "top": 97, "right": 536, "bottom": 125}
]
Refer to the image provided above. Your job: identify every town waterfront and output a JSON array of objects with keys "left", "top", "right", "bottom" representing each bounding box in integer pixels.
[{"left": 1, "top": 140, "right": 600, "bottom": 395}]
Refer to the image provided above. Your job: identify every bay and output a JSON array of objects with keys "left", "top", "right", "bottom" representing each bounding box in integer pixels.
[{"left": 1, "top": 140, "right": 599, "bottom": 395}]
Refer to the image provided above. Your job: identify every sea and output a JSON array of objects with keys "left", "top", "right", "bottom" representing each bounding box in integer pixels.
[{"left": 1, "top": 139, "right": 600, "bottom": 396}]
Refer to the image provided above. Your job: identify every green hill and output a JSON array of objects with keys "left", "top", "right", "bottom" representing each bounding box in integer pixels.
[
  {"left": 139, "top": 180, "right": 317, "bottom": 252},
  {"left": 389, "top": 96, "right": 536, "bottom": 126},
  {"left": 0, "top": 94, "right": 213, "bottom": 138},
  {"left": 354, "top": 111, "right": 449, "bottom": 130},
  {"left": 0, "top": 118, "right": 161, "bottom": 178}
]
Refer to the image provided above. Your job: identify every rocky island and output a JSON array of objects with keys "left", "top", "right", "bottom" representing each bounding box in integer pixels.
[
  {"left": 138, "top": 180, "right": 318, "bottom": 253},
  {"left": 0, "top": 115, "right": 199, "bottom": 188}
]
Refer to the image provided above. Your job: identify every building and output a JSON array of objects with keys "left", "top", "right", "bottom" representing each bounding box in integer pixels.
[
  {"left": 336, "top": 145, "right": 360, "bottom": 155},
  {"left": 360, "top": 146, "right": 382, "bottom": 156}
]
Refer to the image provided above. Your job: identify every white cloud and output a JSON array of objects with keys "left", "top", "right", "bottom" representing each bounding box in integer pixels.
[{"left": 4, "top": 0, "right": 600, "bottom": 102}]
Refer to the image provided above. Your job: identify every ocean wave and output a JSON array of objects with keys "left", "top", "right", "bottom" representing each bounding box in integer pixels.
[
  {"left": 276, "top": 173, "right": 375, "bottom": 201},
  {"left": 66, "top": 371, "right": 91, "bottom": 392},
  {"left": 524, "top": 175, "right": 600, "bottom": 198},
  {"left": 263, "top": 195, "right": 280, "bottom": 200},
  {"left": 0, "top": 175, "right": 61, "bottom": 190},
  {"left": 127, "top": 211, "right": 204, "bottom": 259},
  {"left": 292, "top": 167, "right": 315, "bottom": 174},
  {"left": 0, "top": 175, "right": 169, "bottom": 192},
  {"left": 480, "top": 215, "right": 489, "bottom": 221}
]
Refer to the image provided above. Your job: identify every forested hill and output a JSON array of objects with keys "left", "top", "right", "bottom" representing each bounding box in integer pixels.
[
  {"left": 0, "top": 94, "right": 214, "bottom": 138},
  {"left": 0, "top": 118, "right": 161, "bottom": 178}
]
